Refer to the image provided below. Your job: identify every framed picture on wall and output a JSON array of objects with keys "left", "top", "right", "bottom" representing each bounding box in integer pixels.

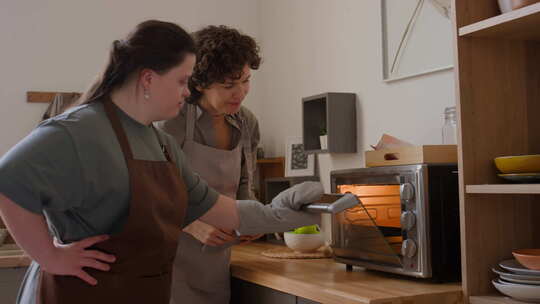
[
  {"left": 284, "top": 136, "right": 315, "bottom": 177},
  {"left": 381, "top": 0, "right": 453, "bottom": 81}
]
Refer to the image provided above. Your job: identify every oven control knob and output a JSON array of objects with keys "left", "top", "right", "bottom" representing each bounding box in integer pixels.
[
  {"left": 400, "top": 211, "right": 416, "bottom": 230},
  {"left": 401, "top": 239, "right": 417, "bottom": 258},
  {"left": 400, "top": 183, "right": 415, "bottom": 201}
]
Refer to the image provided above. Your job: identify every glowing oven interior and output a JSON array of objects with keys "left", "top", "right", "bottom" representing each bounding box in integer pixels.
[{"left": 337, "top": 184, "right": 402, "bottom": 255}]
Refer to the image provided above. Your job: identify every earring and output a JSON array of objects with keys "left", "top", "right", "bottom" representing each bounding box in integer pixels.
[{"left": 144, "top": 89, "right": 150, "bottom": 100}]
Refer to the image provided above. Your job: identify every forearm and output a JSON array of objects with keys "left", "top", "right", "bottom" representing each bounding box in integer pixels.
[
  {"left": 0, "top": 193, "right": 56, "bottom": 266},
  {"left": 198, "top": 194, "right": 320, "bottom": 235},
  {"left": 198, "top": 194, "right": 240, "bottom": 230},
  {"left": 235, "top": 200, "right": 320, "bottom": 235}
]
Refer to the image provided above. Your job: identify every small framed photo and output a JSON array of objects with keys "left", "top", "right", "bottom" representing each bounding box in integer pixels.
[{"left": 285, "top": 136, "right": 315, "bottom": 177}]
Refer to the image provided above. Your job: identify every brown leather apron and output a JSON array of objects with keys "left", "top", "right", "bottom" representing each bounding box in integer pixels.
[{"left": 37, "top": 99, "right": 188, "bottom": 304}]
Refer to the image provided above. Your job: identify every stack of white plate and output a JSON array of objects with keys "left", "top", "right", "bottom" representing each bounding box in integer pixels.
[{"left": 492, "top": 259, "right": 540, "bottom": 302}]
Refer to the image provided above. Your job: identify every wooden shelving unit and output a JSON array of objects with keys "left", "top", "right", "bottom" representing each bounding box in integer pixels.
[
  {"left": 453, "top": 1, "right": 540, "bottom": 303},
  {"left": 469, "top": 295, "right": 526, "bottom": 304},
  {"left": 255, "top": 157, "right": 285, "bottom": 202},
  {"left": 459, "top": 3, "right": 540, "bottom": 39},
  {"left": 466, "top": 184, "right": 540, "bottom": 194}
]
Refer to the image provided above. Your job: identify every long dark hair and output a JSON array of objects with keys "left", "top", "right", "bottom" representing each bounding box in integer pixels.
[
  {"left": 187, "top": 25, "right": 261, "bottom": 104},
  {"left": 77, "top": 20, "right": 196, "bottom": 105}
]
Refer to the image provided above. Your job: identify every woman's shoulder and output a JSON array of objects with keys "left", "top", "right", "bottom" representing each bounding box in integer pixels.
[
  {"left": 46, "top": 102, "right": 107, "bottom": 129},
  {"left": 237, "top": 106, "right": 259, "bottom": 128}
]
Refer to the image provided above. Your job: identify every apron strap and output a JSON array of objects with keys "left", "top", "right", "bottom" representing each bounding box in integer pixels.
[
  {"left": 185, "top": 104, "right": 196, "bottom": 141},
  {"left": 240, "top": 116, "right": 254, "bottom": 195},
  {"left": 103, "top": 97, "right": 134, "bottom": 161},
  {"left": 151, "top": 126, "right": 173, "bottom": 162}
]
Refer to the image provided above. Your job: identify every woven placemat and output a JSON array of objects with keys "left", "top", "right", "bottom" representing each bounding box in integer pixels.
[{"left": 261, "top": 246, "right": 333, "bottom": 259}]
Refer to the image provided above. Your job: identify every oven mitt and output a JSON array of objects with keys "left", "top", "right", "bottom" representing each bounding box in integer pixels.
[{"left": 236, "top": 181, "right": 324, "bottom": 235}]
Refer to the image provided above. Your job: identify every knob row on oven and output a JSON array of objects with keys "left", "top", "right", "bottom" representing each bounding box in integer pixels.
[
  {"left": 400, "top": 183, "right": 415, "bottom": 201},
  {"left": 401, "top": 239, "right": 417, "bottom": 258},
  {"left": 400, "top": 211, "right": 416, "bottom": 230}
]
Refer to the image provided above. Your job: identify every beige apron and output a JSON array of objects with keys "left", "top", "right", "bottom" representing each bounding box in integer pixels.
[{"left": 170, "top": 104, "right": 252, "bottom": 304}]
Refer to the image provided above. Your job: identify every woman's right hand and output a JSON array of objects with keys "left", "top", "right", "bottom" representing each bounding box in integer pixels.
[
  {"left": 41, "top": 235, "right": 116, "bottom": 286},
  {"left": 270, "top": 181, "right": 324, "bottom": 210},
  {"left": 183, "top": 220, "right": 236, "bottom": 246}
]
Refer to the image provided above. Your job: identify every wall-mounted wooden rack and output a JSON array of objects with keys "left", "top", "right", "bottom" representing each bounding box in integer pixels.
[{"left": 26, "top": 91, "right": 81, "bottom": 103}]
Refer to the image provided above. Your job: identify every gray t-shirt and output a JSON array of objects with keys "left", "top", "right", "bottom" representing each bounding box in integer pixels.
[{"left": 0, "top": 102, "right": 219, "bottom": 303}]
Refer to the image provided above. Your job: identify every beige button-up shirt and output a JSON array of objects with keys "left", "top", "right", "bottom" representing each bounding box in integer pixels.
[{"left": 156, "top": 104, "right": 260, "bottom": 200}]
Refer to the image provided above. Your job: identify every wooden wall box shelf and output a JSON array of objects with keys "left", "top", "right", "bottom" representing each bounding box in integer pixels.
[
  {"left": 302, "top": 92, "right": 356, "bottom": 154},
  {"left": 365, "top": 145, "right": 457, "bottom": 167},
  {"left": 27, "top": 91, "right": 81, "bottom": 103}
]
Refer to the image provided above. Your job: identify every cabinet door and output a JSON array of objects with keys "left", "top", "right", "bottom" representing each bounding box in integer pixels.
[
  {"left": 231, "top": 278, "right": 296, "bottom": 304},
  {"left": 297, "top": 297, "right": 321, "bottom": 304},
  {"left": 0, "top": 267, "right": 27, "bottom": 303}
]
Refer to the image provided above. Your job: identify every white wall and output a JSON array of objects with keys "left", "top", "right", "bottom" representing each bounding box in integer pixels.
[
  {"left": 0, "top": 0, "right": 262, "bottom": 155},
  {"left": 1, "top": 0, "right": 456, "bottom": 197},
  {"left": 256, "top": 0, "right": 456, "bottom": 190},
  {"left": 1, "top": 0, "right": 456, "bottom": 183}
]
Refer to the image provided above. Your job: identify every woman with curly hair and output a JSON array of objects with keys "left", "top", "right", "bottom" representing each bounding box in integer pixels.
[{"left": 157, "top": 25, "right": 263, "bottom": 303}]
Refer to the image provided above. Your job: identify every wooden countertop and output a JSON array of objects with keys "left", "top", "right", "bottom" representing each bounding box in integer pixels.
[
  {"left": 230, "top": 242, "right": 463, "bottom": 304},
  {"left": 0, "top": 244, "right": 31, "bottom": 268}
]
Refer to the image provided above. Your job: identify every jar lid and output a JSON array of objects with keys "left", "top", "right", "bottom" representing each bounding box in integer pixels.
[{"left": 444, "top": 106, "right": 456, "bottom": 114}]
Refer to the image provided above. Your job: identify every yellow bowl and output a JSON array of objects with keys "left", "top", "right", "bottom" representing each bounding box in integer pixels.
[{"left": 494, "top": 155, "right": 540, "bottom": 174}]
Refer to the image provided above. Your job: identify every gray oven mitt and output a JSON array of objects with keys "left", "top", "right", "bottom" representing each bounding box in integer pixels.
[{"left": 236, "top": 181, "right": 324, "bottom": 235}]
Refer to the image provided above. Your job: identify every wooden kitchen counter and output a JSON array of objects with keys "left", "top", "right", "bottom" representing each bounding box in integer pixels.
[
  {"left": 0, "top": 244, "right": 30, "bottom": 268},
  {"left": 230, "top": 242, "right": 463, "bottom": 304}
]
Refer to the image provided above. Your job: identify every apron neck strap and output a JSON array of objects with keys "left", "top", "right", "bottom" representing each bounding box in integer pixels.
[
  {"left": 151, "top": 126, "right": 173, "bottom": 162},
  {"left": 103, "top": 97, "right": 134, "bottom": 161},
  {"left": 185, "top": 103, "right": 196, "bottom": 141}
]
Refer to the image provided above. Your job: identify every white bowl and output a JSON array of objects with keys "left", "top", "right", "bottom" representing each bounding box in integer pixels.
[
  {"left": 498, "top": 0, "right": 513, "bottom": 13},
  {"left": 283, "top": 232, "right": 324, "bottom": 253},
  {"left": 492, "top": 279, "right": 540, "bottom": 302}
]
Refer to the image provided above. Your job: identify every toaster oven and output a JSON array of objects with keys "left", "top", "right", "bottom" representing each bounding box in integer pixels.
[{"left": 329, "top": 164, "right": 460, "bottom": 282}]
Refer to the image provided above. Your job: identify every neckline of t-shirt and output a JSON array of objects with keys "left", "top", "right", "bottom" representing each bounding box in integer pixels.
[{"left": 107, "top": 102, "right": 152, "bottom": 132}]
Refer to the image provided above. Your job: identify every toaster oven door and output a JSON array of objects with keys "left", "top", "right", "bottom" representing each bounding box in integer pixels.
[{"left": 331, "top": 185, "right": 403, "bottom": 267}]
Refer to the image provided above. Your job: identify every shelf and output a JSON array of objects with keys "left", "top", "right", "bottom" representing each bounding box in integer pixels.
[
  {"left": 27, "top": 91, "right": 81, "bottom": 103},
  {"left": 470, "top": 295, "right": 527, "bottom": 304},
  {"left": 459, "top": 3, "right": 540, "bottom": 40},
  {"left": 256, "top": 157, "right": 284, "bottom": 164},
  {"left": 302, "top": 92, "right": 356, "bottom": 154},
  {"left": 466, "top": 184, "right": 540, "bottom": 194}
]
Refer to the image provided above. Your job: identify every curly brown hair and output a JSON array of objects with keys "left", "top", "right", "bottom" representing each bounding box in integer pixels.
[{"left": 186, "top": 25, "right": 262, "bottom": 104}]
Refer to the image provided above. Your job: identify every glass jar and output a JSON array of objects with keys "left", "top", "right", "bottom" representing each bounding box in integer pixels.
[{"left": 442, "top": 106, "right": 457, "bottom": 145}]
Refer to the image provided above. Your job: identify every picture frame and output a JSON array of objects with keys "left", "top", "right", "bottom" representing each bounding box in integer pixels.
[
  {"left": 284, "top": 136, "right": 315, "bottom": 177},
  {"left": 381, "top": 0, "right": 453, "bottom": 82}
]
